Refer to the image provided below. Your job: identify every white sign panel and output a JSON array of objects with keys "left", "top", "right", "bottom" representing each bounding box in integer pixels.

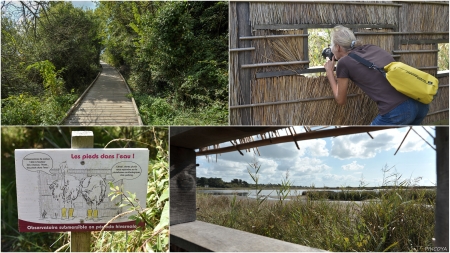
[{"left": 15, "top": 148, "right": 149, "bottom": 232}]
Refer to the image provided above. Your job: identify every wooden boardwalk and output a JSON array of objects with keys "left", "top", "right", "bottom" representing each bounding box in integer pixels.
[{"left": 62, "top": 61, "right": 142, "bottom": 125}]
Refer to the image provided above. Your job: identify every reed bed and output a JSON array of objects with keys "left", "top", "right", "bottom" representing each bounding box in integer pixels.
[
  {"left": 250, "top": 76, "right": 378, "bottom": 125},
  {"left": 249, "top": 2, "right": 398, "bottom": 26},
  {"left": 196, "top": 188, "right": 435, "bottom": 252}
]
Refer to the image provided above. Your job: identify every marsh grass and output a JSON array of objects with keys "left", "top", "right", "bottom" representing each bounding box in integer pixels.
[{"left": 196, "top": 165, "right": 435, "bottom": 252}]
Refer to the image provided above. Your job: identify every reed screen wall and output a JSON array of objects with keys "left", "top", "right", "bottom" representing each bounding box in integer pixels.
[{"left": 230, "top": 1, "right": 449, "bottom": 125}]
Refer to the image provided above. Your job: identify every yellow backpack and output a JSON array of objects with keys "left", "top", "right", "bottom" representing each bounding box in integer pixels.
[
  {"left": 384, "top": 62, "right": 438, "bottom": 104},
  {"left": 349, "top": 53, "right": 438, "bottom": 104}
]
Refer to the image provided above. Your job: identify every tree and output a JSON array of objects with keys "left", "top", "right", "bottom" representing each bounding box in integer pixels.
[
  {"left": 35, "top": 2, "right": 102, "bottom": 91},
  {"left": 197, "top": 177, "right": 209, "bottom": 187}
]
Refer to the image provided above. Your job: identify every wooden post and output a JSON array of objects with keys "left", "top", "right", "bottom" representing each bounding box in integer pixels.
[
  {"left": 236, "top": 1, "right": 252, "bottom": 125},
  {"left": 435, "top": 127, "right": 449, "bottom": 249},
  {"left": 71, "top": 131, "right": 93, "bottom": 252},
  {"left": 169, "top": 145, "right": 196, "bottom": 225}
]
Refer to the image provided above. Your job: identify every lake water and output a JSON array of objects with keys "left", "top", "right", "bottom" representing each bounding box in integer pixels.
[{"left": 198, "top": 189, "right": 381, "bottom": 201}]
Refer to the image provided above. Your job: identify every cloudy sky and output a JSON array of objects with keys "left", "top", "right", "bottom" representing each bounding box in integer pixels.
[{"left": 197, "top": 127, "right": 438, "bottom": 187}]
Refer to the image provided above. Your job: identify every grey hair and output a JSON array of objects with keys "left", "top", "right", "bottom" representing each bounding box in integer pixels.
[{"left": 331, "top": 25, "right": 361, "bottom": 51}]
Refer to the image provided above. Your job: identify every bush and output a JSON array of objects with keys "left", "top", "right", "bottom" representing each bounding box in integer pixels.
[
  {"left": 1, "top": 94, "right": 43, "bottom": 125},
  {"left": 134, "top": 94, "right": 227, "bottom": 125},
  {"left": 1, "top": 93, "right": 78, "bottom": 125}
]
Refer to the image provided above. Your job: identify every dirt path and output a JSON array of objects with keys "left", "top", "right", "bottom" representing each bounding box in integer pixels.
[{"left": 63, "top": 61, "right": 142, "bottom": 125}]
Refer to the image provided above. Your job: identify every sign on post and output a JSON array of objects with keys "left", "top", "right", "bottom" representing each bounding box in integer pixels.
[{"left": 14, "top": 148, "right": 149, "bottom": 232}]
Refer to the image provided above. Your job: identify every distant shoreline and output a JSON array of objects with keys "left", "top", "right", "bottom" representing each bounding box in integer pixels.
[{"left": 197, "top": 186, "right": 436, "bottom": 191}]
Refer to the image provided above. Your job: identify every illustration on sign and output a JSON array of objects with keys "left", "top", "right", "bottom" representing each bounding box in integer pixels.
[{"left": 15, "top": 148, "right": 149, "bottom": 232}]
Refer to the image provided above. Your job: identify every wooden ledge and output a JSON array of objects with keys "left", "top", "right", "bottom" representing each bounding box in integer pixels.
[{"left": 170, "top": 220, "right": 326, "bottom": 252}]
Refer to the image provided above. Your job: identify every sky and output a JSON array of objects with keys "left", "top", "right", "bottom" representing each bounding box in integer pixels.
[
  {"left": 196, "top": 127, "right": 438, "bottom": 187},
  {"left": 70, "top": 1, "right": 97, "bottom": 10}
]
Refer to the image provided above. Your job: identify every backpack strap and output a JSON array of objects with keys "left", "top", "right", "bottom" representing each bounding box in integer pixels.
[{"left": 348, "top": 53, "right": 386, "bottom": 77}]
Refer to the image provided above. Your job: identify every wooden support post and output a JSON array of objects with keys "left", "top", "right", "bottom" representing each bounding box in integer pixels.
[
  {"left": 435, "top": 127, "right": 449, "bottom": 249},
  {"left": 170, "top": 145, "right": 196, "bottom": 225},
  {"left": 71, "top": 131, "right": 94, "bottom": 252},
  {"left": 236, "top": 1, "right": 252, "bottom": 125}
]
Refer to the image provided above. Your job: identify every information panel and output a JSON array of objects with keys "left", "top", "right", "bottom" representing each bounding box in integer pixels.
[{"left": 14, "top": 148, "right": 149, "bottom": 232}]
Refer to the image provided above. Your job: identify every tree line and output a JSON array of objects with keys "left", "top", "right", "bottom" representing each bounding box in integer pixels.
[
  {"left": 197, "top": 177, "right": 250, "bottom": 188},
  {"left": 1, "top": 1, "right": 102, "bottom": 124},
  {"left": 1, "top": 1, "right": 228, "bottom": 125},
  {"left": 97, "top": 1, "right": 228, "bottom": 125}
]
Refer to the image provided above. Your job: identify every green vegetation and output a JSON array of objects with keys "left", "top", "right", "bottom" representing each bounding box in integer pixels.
[
  {"left": 1, "top": 2, "right": 101, "bottom": 125},
  {"left": 196, "top": 161, "right": 435, "bottom": 252},
  {"left": 308, "top": 29, "right": 332, "bottom": 68},
  {"left": 438, "top": 43, "right": 449, "bottom": 71},
  {"left": 2, "top": 1, "right": 228, "bottom": 125},
  {"left": 97, "top": 1, "right": 228, "bottom": 125},
  {"left": 1, "top": 127, "right": 168, "bottom": 252},
  {"left": 303, "top": 188, "right": 435, "bottom": 203}
]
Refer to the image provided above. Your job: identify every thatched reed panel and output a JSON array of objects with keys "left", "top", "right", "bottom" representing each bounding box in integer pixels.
[
  {"left": 249, "top": 2, "right": 398, "bottom": 26},
  {"left": 249, "top": 76, "right": 378, "bottom": 125},
  {"left": 230, "top": 1, "right": 448, "bottom": 125},
  {"left": 398, "top": 2, "right": 449, "bottom": 42},
  {"left": 423, "top": 87, "right": 449, "bottom": 124},
  {"left": 357, "top": 29, "right": 395, "bottom": 53},
  {"left": 398, "top": 44, "right": 437, "bottom": 74},
  {"left": 423, "top": 73, "right": 449, "bottom": 124},
  {"left": 399, "top": 2, "right": 449, "bottom": 33},
  {"left": 252, "top": 29, "right": 307, "bottom": 73}
]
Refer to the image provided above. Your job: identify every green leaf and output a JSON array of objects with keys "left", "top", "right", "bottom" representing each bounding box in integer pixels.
[
  {"left": 154, "top": 201, "right": 169, "bottom": 231},
  {"left": 157, "top": 188, "right": 169, "bottom": 205}
]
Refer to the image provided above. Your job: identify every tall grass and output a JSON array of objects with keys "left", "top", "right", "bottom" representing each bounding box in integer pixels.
[{"left": 196, "top": 164, "right": 435, "bottom": 252}]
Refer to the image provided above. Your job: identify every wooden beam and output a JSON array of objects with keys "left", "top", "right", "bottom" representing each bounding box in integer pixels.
[
  {"left": 196, "top": 127, "right": 395, "bottom": 156},
  {"left": 254, "top": 24, "right": 397, "bottom": 30},
  {"left": 256, "top": 68, "right": 325, "bottom": 78},
  {"left": 400, "top": 39, "right": 449, "bottom": 44},
  {"left": 355, "top": 31, "right": 449, "bottom": 35},
  {"left": 71, "top": 131, "right": 93, "bottom": 253},
  {"left": 392, "top": 50, "right": 439, "bottom": 54},
  {"left": 417, "top": 66, "right": 439, "bottom": 70},
  {"left": 242, "top": 60, "right": 309, "bottom": 69},
  {"left": 229, "top": 94, "right": 360, "bottom": 109},
  {"left": 171, "top": 221, "right": 326, "bottom": 252},
  {"left": 427, "top": 108, "right": 449, "bottom": 116},
  {"left": 229, "top": 47, "right": 255, "bottom": 52},
  {"left": 248, "top": 1, "right": 402, "bottom": 6},
  {"left": 406, "top": 1, "right": 450, "bottom": 5},
  {"left": 240, "top": 34, "right": 309, "bottom": 40}
]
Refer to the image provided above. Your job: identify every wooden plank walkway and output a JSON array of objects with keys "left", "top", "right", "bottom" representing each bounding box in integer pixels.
[{"left": 62, "top": 61, "right": 142, "bottom": 125}]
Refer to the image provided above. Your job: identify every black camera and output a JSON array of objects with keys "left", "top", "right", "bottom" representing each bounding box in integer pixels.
[{"left": 322, "top": 46, "right": 335, "bottom": 61}]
